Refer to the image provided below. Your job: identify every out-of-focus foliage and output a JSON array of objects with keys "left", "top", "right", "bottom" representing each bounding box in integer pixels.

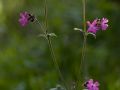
[{"left": 0, "top": 0, "right": 120, "bottom": 90}]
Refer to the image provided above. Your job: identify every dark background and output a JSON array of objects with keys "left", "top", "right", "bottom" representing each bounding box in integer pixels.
[{"left": 0, "top": 0, "right": 120, "bottom": 90}]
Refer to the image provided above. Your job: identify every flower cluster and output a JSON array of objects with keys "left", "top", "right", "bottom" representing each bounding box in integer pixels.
[
  {"left": 18, "top": 11, "right": 35, "bottom": 26},
  {"left": 84, "top": 79, "right": 99, "bottom": 90},
  {"left": 87, "top": 18, "right": 108, "bottom": 34},
  {"left": 18, "top": 11, "right": 107, "bottom": 90}
]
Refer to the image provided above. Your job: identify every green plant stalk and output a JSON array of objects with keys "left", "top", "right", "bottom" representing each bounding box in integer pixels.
[
  {"left": 81, "top": 0, "right": 88, "bottom": 83},
  {"left": 46, "top": 36, "right": 69, "bottom": 90},
  {"left": 76, "top": 0, "right": 87, "bottom": 89},
  {"left": 80, "top": 33, "right": 87, "bottom": 78},
  {"left": 81, "top": 0, "right": 87, "bottom": 77},
  {"left": 83, "top": 0, "right": 86, "bottom": 33},
  {"left": 44, "top": 0, "right": 48, "bottom": 34},
  {"left": 43, "top": 0, "right": 69, "bottom": 90},
  {"left": 81, "top": 0, "right": 88, "bottom": 80},
  {"left": 36, "top": 18, "right": 69, "bottom": 90}
]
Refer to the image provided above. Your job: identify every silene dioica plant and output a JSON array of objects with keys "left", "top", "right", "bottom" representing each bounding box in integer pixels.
[{"left": 18, "top": 0, "right": 108, "bottom": 90}]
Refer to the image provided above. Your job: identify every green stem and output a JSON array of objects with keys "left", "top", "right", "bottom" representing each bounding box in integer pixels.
[
  {"left": 44, "top": 0, "right": 69, "bottom": 89},
  {"left": 83, "top": 0, "right": 86, "bottom": 32},
  {"left": 35, "top": 18, "right": 46, "bottom": 35},
  {"left": 76, "top": 34, "right": 87, "bottom": 90},
  {"left": 76, "top": 0, "right": 87, "bottom": 89},
  {"left": 44, "top": 0, "right": 48, "bottom": 34},
  {"left": 36, "top": 19, "right": 69, "bottom": 90},
  {"left": 82, "top": 0, "right": 88, "bottom": 81},
  {"left": 46, "top": 36, "right": 69, "bottom": 90},
  {"left": 80, "top": 34, "right": 87, "bottom": 78},
  {"left": 81, "top": 0, "right": 87, "bottom": 78}
]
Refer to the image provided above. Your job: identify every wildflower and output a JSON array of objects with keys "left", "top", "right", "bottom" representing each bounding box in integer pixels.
[
  {"left": 101, "top": 18, "right": 108, "bottom": 30},
  {"left": 84, "top": 79, "right": 99, "bottom": 90},
  {"left": 18, "top": 11, "right": 35, "bottom": 26},
  {"left": 87, "top": 18, "right": 108, "bottom": 34},
  {"left": 87, "top": 19, "right": 100, "bottom": 34}
]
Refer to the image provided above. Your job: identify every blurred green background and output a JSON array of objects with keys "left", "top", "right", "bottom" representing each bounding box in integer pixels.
[{"left": 0, "top": 0, "right": 120, "bottom": 90}]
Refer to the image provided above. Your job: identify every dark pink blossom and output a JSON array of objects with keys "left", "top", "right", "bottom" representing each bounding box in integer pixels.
[
  {"left": 87, "top": 19, "right": 99, "bottom": 34},
  {"left": 87, "top": 18, "right": 108, "bottom": 34},
  {"left": 19, "top": 12, "right": 30, "bottom": 26},
  {"left": 101, "top": 18, "right": 108, "bottom": 30},
  {"left": 84, "top": 79, "right": 99, "bottom": 90}
]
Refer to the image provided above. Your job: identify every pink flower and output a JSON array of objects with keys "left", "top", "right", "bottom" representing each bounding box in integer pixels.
[
  {"left": 19, "top": 12, "right": 30, "bottom": 26},
  {"left": 101, "top": 18, "right": 108, "bottom": 30},
  {"left": 84, "top": 79, "right": 99, "bottom": 90},
  {"left": 87, "top": 18, "right": 108, "bottom": 34},
  {"left": 87, "top": 19, "right": 100, "bottom": 34}
]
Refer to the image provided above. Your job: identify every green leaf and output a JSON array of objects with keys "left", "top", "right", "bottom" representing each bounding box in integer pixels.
[
  {"left": 87, "top": 32, "right": 96, "bottom": 39},
  {"left": 74, "top": 28, "right": 83, "bottom": 32},
  {"left": 48, "top": 33, "right": 57, "bottom": 37},
  {"left": 38, "top": 34, "right": 46, "bottom": 38}
]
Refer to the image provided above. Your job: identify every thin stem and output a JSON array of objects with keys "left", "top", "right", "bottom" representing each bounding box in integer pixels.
[
  {"left": 43, "top": 0, "right": 69, "bottom": 89},
  {"left": 76, "top": 0, "right": 87, "bottom": 89},
  {"left": 36, "top": 20, "right": 69, "bottom": 89},
  {"left": 44, "top": 0, "right": 48, "bottom": 34},
  {"left": 80, "top": 0, "right": 87, "bottom": 78},
  {"left": 46, "top": 36, "right": 69, "bottom": 90},
  {"left": 36, "top": 14, "right": 69, "bottom": 90},
  {"left": 83, "top": 0, "right": 86, "bottom": 32},
  {"left": 80, "top": 34, "right": 87, "bottom": 77},
  {"left": 80, "top": 0, "right": 87, "bottom": 74},
  {"left": 76, "top": 34, "right": 87, "bottom": 90},
  {"left": 35, "top": 18, "right": 46, "bottom": 35}
]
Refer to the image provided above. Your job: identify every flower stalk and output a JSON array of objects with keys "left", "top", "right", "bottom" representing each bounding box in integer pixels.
[
  {"left": 81, "top": 0, "right": 87, "bottom": 76},
  {"left": 76, "top": 0, "right": 87, "bottom": 89},
  {"left": 42, "top": 0, "right": 69, "bottom": 90},
  {"left": 80, "top": 0, "right": 87, "bottom": 79}
]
